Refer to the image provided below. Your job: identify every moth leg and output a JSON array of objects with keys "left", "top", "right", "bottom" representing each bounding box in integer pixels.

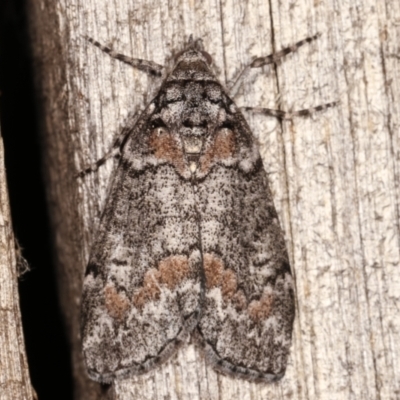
[
  {"left": 229, "top": 33, "right": 321, "bottom": 98},
  {"left": 77, "top": 111, "right": 140, "bottom": 178},
  {"left": 85, "top": 36, "right": 164, "bottom": 77},
  {"left": 240, "top": 101, "right": 337, "bottom": 120}
]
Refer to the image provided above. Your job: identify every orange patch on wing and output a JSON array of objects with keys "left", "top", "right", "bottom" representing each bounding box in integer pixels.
[
  {"left": 203, "top": 253, "right": 224, "bottom": 288},
  {"left": 159, "top": 255, "right": 190, "bottom": 289},
  {"left": 104, "top": 285, "right": 130, "bottom": 320},
  {"left": 204, "top": 253, "right": 237, "bottom": 301},
  {"left": 200, "top": 128, "right": 236, "bottom": 173},
  {"left": 132, "top": 268, "right": 161, "bottom": 309},
  {"left": 214, "top": 128, "right": 236, "bottom": 159},
  {"left": 248, "top": 289, "right": 275, "bottom": 322},
  {"left": 203, "top": 253, "right": 275, "bottom": 320},
  {"left": 149, "top": 128, "right": 185, "bottom": 174},
  {"left": 221, "top": 269, "right": 237, "bottom": 299},
  {"left": 133, "top": 255, "right": 190, "bottom": 309}
]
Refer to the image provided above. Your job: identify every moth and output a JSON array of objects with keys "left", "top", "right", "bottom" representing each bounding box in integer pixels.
[{"left": 81, "top": 35, "right": 334, "bottom": 383}]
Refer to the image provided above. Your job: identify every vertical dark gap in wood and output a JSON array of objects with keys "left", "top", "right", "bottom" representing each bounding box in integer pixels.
[{"left": 0, "top": 0, "right": 73, "bottom": 398}]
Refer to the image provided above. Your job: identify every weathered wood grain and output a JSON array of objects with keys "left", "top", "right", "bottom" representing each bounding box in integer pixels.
[
  {"left": 0, "top": 135, "right": 35, "bottom": 400},
  {"left": 27, "top": 0, "right": 400, "bottom": 398}
]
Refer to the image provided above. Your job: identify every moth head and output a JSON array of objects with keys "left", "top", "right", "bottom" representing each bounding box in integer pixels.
[{"left": 174, "top": 36, "right": 213, "bottom": 66}]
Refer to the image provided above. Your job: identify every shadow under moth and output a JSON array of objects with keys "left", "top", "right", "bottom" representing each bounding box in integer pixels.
[{"left": 81, "top": 35, "right": 335, "bottom": 383}]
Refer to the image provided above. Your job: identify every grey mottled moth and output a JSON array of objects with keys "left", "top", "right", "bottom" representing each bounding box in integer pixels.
[{"left": 81, "top": 35, "right": 335, "bottom": 383}]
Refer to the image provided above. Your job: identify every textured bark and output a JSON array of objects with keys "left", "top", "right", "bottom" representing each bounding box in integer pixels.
[
  {"left": 0, "top": 135, "right": 35, "bottom": 400},
  {"left": 26, "top": 0, "right": 400, "bottom": 399}
]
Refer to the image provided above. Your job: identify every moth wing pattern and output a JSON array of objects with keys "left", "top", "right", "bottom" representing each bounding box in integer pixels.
[
  {"left": 194, "top": 110, "right": 295, "bottom": 382},
  {"left": 81, "top": 102, "right": 203, "bottom": 382},
  {"left": 81, "top": 36, "right": 296, "bottom": 383}
]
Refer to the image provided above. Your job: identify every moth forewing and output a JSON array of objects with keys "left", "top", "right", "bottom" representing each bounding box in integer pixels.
[{"left": 81, "top": 36, "right": 338, "bottom": 383}]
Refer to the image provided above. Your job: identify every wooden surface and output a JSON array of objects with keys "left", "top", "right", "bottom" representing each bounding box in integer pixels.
[
  {"left": 0, "top": 136, "right": 35, "bottom": 400},
  {"left": 26, "top": 0, "right": 400, "bottom": 399}
]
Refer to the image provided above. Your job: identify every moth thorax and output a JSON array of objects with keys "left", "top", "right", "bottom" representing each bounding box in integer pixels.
[{"left": 182, "top": 136, "right": 203, "bottom": 173}]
